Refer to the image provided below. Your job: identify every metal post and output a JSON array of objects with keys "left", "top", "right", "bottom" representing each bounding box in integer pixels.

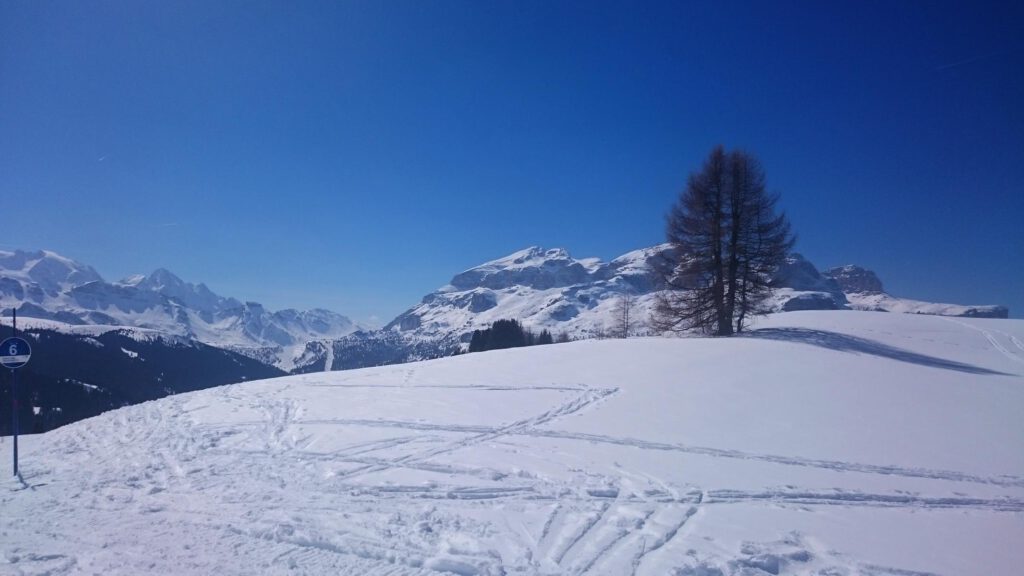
[
  {"left": 11, "top": 368, "right": 16, "bottom": 477},
  {"left": 11, "top": 309, "right": 17, "bottom": 477}
]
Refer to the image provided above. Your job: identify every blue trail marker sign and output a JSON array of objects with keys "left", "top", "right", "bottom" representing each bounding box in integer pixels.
[
  {"left": 0, "top": 337, "right": 31, "bottom": 369},
  {"left": 2, "top": 335, "right": 31, "bottom": 477}
]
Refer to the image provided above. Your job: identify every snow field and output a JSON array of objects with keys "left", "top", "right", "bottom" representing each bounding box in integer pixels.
[{"left": 2, "top": 310, "right": 1023, "bottom": 575}]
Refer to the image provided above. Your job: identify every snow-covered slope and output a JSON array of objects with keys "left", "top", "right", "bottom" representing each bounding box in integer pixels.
[
  {"left": 0, "top": 250, "right": 360, "bottom": 369},
  {"left": 2, "top": 319, "right": 285, "bottom": 434},
  {"left": 5, "top": 311, "right": 1022, "bottom": 574}
]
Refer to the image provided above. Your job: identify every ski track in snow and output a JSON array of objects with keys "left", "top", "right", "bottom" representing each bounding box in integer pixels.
[
  {"left": 238, "top": 371, "right": 1017, "bottom": 575},
  {"left": 327, "top": 385, "right": 620, "bottom": 483},
  {"left": 940, "top": 317, "right": 1024, "bottom": 366},
  {"left": 6, "top": 313, "right": 1024, "bottom": 576},
  {"left": 197, "top": 409, "right": 1024, "bottom": 490},
  {"left": 7, "top": 381, "right": 1023, "bottom": 576}
]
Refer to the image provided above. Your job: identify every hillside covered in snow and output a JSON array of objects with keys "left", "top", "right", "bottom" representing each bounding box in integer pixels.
[
  {"left": 0, "top": 318, "right": 285, "bottom": 434},
  {"left": 3, "top": 310, "right": 1022, "bottom": 575}
]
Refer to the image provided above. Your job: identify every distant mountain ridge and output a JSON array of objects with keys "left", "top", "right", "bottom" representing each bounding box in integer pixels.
[
  {"left": 310, "top": 245, "right": 1007, "bottom": 372},
  {"left": 0, "top": 249, "right": 361, "bottom": 370},
  {"left": 396, "top": 245, "right": 1008, "bottom": 338},
  {"left": 0, "top": 247, "right": 1007, "bottom": 377},
  {"left": 0, "top": 247, "right": 1008, "bottom": 433}
]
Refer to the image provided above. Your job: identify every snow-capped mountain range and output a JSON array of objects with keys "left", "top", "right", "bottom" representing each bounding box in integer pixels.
[
  {"left": 0, "top": 250, "right": 361, "bottom": 370},
  {"left": 390, "top": 246, "right": 662, "bottom": 341},
  {"left": 317, "top": 245, "right": 1008, "bottom": 372},
  {"left": 394, "top": 245, "right": 1008, "bottom": 339},
  {"left": 0, "top": 247, "right": 1007, "bottom": 374}
]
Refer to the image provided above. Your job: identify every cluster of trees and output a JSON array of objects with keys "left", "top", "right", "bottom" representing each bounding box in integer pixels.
[
  {"left": 654, "top": 146, "right": 794, "bottom": 336},
  {"left": 468, "top": 319, "right": 567, "bottom": 353}
]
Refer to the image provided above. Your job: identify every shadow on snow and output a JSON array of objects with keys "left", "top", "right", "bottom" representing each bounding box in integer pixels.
[{"left": 746, "top": 327, "right": 1012, "bottom": 376}]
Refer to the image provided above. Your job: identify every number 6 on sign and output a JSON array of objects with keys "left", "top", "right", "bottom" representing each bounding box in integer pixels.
[{"left": 0, "top": 337, "right": 31, "bottom": 369}]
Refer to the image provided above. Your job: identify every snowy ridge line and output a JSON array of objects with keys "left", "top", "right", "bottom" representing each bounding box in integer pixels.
[{"left": 521, "top": 429, "right": 1024, "bottom": 488}]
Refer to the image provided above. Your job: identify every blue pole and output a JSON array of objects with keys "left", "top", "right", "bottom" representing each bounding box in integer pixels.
[
  {"left": 11, "top": 369, "right": 16, "bottom": 477},
  {"left": 11, "top": 309, "right": 17, "bottom": 477}
]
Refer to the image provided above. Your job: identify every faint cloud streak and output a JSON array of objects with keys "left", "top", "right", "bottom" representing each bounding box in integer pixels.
[{"left": 934, "top": 48, "right": 1016, "bottom": 72}]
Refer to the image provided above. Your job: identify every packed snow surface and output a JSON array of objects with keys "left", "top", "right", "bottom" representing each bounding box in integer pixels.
[{"left": 3, "top": 311, "right": 1023, "bottom": 575}]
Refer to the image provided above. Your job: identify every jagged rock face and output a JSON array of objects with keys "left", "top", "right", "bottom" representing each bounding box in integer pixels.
[
  {"left": 773, "top": 255, "right": 845, "bottom": 293},
  {"left": 398, "top": 314, "right": 421, "bottom": 331},
  {"left": 378, "top": 246, "right": 670, "bottom": 350},
  {"left": 781, "top": 292, "right": 844, "bottom": 311},
  {"left": 771, "top": 254, "right": 849, "bottom": 309},
  {"left": 827, "top": 265, "right": 884, "bottom": 294},
  {"left": 468, "top": 291, "right": 498, "bottom": 312},
  {"left": 128, "top": 268, "right": 235, "bottom": 313},
  {"left": 449, "top": 247, "right": 596, "bottom": 291}
]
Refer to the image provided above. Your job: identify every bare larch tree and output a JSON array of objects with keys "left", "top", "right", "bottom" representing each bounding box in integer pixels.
[
  {"left": 612, "top": 292, "right": 635, "bottom": 338},
  {"left": 653, "top": 146, "right": 794, "bottom": 336}
]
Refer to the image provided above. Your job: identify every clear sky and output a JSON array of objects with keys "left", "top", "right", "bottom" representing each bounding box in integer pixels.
[{"left": 2, "top": 1, "right": 1022, "bottom": 323}]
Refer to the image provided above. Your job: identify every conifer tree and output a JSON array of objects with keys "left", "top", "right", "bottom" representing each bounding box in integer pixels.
[{"left": 653, "top": 146, "right": 794, "bottom": 335}]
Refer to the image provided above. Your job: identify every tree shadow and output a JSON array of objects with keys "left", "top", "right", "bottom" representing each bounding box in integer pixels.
[{"left": 746, "top": 327, "right": 1012, "bottom": 376}]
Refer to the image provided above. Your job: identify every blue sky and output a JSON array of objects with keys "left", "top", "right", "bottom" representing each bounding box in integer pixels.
[{"left": 2, "top": 0, "right": 1022, "bottom": 323}]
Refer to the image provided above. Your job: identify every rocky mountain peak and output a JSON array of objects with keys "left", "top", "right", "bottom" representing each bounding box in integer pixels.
[
  {"left": 826, "top": 265, "right": 884, "bottom": 294},
  {"left": 448, "top": 246, "right": 595, "bottom": 291},
  {"left": 0, "top": 249, "right": 104, "bottom": 293}
]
